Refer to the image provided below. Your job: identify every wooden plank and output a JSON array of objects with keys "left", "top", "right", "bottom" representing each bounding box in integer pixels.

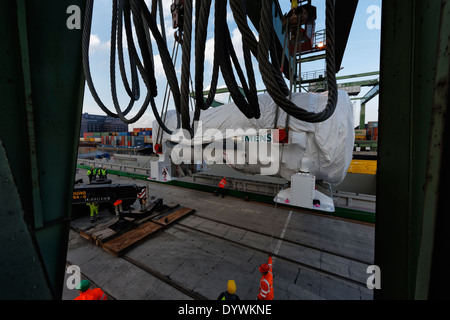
[
  {"left": 151, "top": 205, "right": 187, "bottom": 222},
  {"left": 92, "top": 228, "right": 117, "bottom": 245},
  {"left": 79, "top": 230, "right": 92, "bottom": 242},
  {"left": 101, "top": 221, "right": 163, "bottom": 257},
  {"left": 98, "top": 206, "right": 195, "bottom": 256},
  {"left": 76, "top": 217, "right": 119, "bottom": 242},
  {"left": 153, "top": 207, "right": 195, "bottom": 226}
]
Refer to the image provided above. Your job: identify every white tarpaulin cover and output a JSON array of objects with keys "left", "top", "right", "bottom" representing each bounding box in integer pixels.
[{"left": 153, "top": 90, "right": 354, "bottom": 186}]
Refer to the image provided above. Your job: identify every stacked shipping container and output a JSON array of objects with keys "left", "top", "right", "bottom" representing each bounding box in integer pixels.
[
  {"left": 85, "top": 128, "right": 152, "bottom": 147},
  {"left": 82, "top": 132, "right": 101, "bottom": 142},
  {"left": 366, "top": 122, "right": 378, "bottom": 141},
  {"left": 354, "top": 122, "right": 378, "bottom": 141},
  {"left": 355, "top": 129, "right": 366, "bottom": 141}
]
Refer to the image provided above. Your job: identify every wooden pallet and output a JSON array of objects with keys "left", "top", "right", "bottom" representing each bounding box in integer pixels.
[
  {"left": 153, "top": 207, "right": 195, "bottom": 226},
  {"left": 99, "top": 207, "right": 195, "bottom": 257},
  {"left": 78, "top": 217, "right": 119, "bottom": 243},
  {"left": 92, "top": 227, "right": 117, "bottom": 246},
  {"left": 101, "top": 221, "right": 163, "bottom": 257}
]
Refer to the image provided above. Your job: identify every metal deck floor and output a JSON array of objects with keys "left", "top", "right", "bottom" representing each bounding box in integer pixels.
[{"left": 63, "top": 172, "right": 375, "bottom": 300}]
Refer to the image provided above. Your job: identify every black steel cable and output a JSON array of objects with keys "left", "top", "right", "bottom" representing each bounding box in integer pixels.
[
  {"left": 158, "top": 0, "right": 166, "bottom": 44},
  {"left": 257, "top": 0, "right": 338, "bottom": 123},
  {"left": 192, "top": 0, "right": 224, "bottom": 138},
  {"left": 214, "top": 0, "right": 260, "bottom": 119},
  {"left": 82, "top": 0, "right": 181, "bottom": 131},
  {"left": 194, "top": 0, "right": 220, "bottom": 113},
  {"left": 83, "top": 0, "right": 338, "bottom": 134},
  {"left": 229, "top": 0, "right": 290, "bottom": 97},
  {"left": 117, "top": 0, "right": 140, "bottom": 100},
  {"left": 130, "top": 1, "right": 157, "bottom": 97},
  {"left": 110, "top": 0, "right": 151, "bottom": 124},
  {"left": 132, "top": 0, "right": 182, "bottom": 129},
  {"left": 179, "top": 0, "right": 194, "bottom": 136},
  {"left": 227, "top": 28, "right": 260, "bottom": 118},
  {"left": 127, "top": 0, "right": 181, "bottom": 133},
  {"left": 83, "top": 0, "right": 129, "bottom": 119}
]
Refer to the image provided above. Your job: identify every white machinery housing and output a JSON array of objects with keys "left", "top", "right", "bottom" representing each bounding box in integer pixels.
[{"left": 151, "top": 90, "right": 355, "bottom": 212}]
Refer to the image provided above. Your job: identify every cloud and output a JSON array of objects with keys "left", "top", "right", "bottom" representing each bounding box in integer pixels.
[
  {"left": 153, "top": 54, "right": 165, "bottom": 78},
  {"left": 205, "top": 37, "right": 215, "bottom": 66},
  {"left": 227, "top": 10, "right": 235, "bottom": 24},
  {"left": 161, "top": 0, "right": 176, "bottom": 20},
  {"left": 204, "top": 28, "right": 246, "bottom": 67},
  {"left": 129, "top": 114, "right": 156, "bottom": 129},
  {"left": 89, "top": 34, "right": 110, "bottom": 53},
  {"left": 230, "top": 28, "right": 243, "bottom": 60}
]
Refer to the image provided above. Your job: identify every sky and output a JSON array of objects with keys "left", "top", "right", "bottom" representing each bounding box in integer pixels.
[{"left": 82, "top": 0, "right": 382, "bottom": 130}]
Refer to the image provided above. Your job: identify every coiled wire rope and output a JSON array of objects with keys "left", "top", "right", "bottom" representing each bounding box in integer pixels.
[
  {"left": 82, "top": 0, "right": 338, "bottom": 137},
  {"left": 82, "top": 0, "right": 181, "bottom": 132}
]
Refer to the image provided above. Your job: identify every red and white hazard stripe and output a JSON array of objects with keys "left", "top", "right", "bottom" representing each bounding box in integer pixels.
[{"left": 137, "top": 188, "right": 146, "bottom": 199}]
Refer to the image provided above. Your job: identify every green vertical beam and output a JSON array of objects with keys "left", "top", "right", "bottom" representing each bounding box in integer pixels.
[
  {"left": 359, "top": 103, "right": 366, "bottom": 129},
  {"left": 0, "top": 1, "right": 86, "bottom": 299},
  {"left": 0, "top": 140, "right": 53, "bottom": 299},
  {"left": 375, "top": 0, "right": 445, "bottom": 299},
  {"left": 359, "top": 83, "right": 380, "bottom": 130},
  {"left": 415, "top": 0, "right": 450, "bottom": 299},
  {"left": 27, "top": 0, "right": 86, "bottom": 299},
  {"left": 16, "top": 0, "right": 45, "bottom": 229}
]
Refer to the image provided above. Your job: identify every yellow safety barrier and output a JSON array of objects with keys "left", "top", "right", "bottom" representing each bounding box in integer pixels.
[{"left": 347, "top": 160, "right": 377, "bottom": 175}]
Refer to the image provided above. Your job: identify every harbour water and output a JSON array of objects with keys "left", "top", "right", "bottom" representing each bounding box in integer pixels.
[
  {"left": 77, "top": 146, "right": 100, "bottom": 159},
  {"left": 77, "top": 144, "right": 153, "bottom": 160}
]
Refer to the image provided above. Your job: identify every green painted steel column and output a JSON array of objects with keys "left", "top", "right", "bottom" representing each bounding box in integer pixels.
[
  {"left": 415, "top": 0, "right": 450, "bottom": 299},
  {"left": 0, "top": 1, "right": 86, "bottom": 299},
  {"left": 359, "top": 102, "right": 366, "bottom": 129},
  {"left": 376, "top": 0, "right": 448, "bottom": 299}
]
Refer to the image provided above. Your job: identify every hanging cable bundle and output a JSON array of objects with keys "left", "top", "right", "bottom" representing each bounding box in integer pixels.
[
  {"left": 230, "top": 0, "right": 338, "bottom": 123},
  {"left": 178, "top": 0, "right": 194, "bottom": 136},
  {"left": 82, "top": 0, "right": 181, "bottom": 132},
  {"left": 229, "top": 0, "right": 291, "bottom": 98},
  {"left": 256, "top": 0, "right": 338, "bottom": 123},
  {"left": 193, "top": 0, "right": 220, "bottom": 122},
  {"left": 214, "top": 0, "right": 261, "bottom": 120},
  {"left": 82, "top": 0, "right": 141, "bottom": 122},
  {"left": 83, "top": 0, "right": 338, "bottom": 139}
]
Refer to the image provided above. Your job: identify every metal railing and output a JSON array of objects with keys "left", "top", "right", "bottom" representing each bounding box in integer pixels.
[
  {"left": 77, "top": 158, "right": 376, "bottom": 212},
  {"left": 77, "top": 158, "right": 151, "bottom": 176},
  {"left": 301, "top": 69, "right": 326, "bottom": 82}
]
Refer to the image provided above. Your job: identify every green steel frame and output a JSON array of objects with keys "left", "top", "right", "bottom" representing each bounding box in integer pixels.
[
  {"left": 376, "top": 0, "right": 450, "bottom": 299},
  {"left": 0, "top": 1, "right": 86, "bottom": 299},
  {"left": 359, "top": 84, "right": 379, "bottom": 129}
]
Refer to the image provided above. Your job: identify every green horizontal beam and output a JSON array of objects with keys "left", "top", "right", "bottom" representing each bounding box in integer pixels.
[
  {"left": 338, "top": 79, "right": 379, "bottom": 88},
  {"left": 336, "top": 71, "right": 379, "bottom": 80},
  {"left": 300, "top": 53, "right": 326, "bottom": 63},
  {"left": 354, "top": 141, "right": 378, "bottom": 148}
]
